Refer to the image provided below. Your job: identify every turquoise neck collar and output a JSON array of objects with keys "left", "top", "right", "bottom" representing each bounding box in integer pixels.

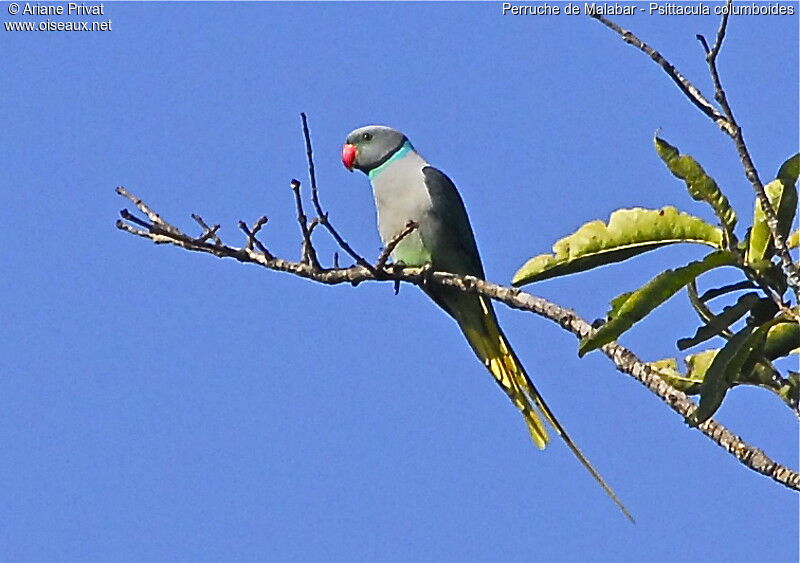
[{"left": 368, "top": 141, "right": 413, "bottom": 180}]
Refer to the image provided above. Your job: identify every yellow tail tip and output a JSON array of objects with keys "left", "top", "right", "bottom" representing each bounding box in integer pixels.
[{"left": 525, "top": 414, "right": 549, "bottom": 450}]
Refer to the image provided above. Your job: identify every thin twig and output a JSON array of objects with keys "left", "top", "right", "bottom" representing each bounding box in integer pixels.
[
  {"left": 191, "top": 214, "right": 222, "bottom": 245},
  {"left": 375, "top": 221, "right": 418, "bottom": 272},
  {"left": 308, "top": 217, "right": 321, "bottom": 238},
  {"left": 708, "top": 7, "right": 728, "bottom": 61},
  {"left": 115, "top": 188, "right": 800, "bottom": 492},
  {"left": 699, "top": 3, "right": 800, "bottom": 298},
  {"left": 695, "top": 34, "right": 711, "bottom": 55},
  {"left": 119, "top": 208, "right": 152, "bottom": 230},
  {"left": 740, "top": 262, "right": 796, "bottom": 320},
  {"left": 116, "top": 186, "right": 180, "bottom": 234},
  {"left": 238, "top": 216, "right": 273, "bottom": 259},
  {"left": 252, "top": 215, "right": 269, "bottom": 237},
  {"left": 588, "top": 13, "right": 734, "bottom": 135},
  {"left": 238, "top": 221, "right": 255, "bottom": 250},
  {"left": 290, "top": 179, "right": 321, "bottom": 269},
  {"left": 300, "top": 112, "right": 323, "bottom": 222},
  {"left": 300, "top": 113, "right": 377, "bottom": 274}
]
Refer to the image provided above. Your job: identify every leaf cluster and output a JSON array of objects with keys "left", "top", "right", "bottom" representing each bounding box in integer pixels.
[{"left": 513, "top": 141, "right": 799, "bottom": 424}]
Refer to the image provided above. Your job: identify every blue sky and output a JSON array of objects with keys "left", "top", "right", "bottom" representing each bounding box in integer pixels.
[{"left": 2, "top": 2, "right": 798, "bottom": 561}]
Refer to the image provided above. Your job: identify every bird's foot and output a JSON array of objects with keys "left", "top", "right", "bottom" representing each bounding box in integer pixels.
[{"left": 391, "top": 260, "right": 406, "bottom": 295}]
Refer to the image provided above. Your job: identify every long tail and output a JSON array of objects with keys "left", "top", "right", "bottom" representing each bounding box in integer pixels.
[{"left": 462, "top": 297, "right": 635, "bottom": 523}]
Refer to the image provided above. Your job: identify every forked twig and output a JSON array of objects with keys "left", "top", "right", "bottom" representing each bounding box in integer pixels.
[
  {"left": 191, "top": 214, "right": 222, "bottom": 245},
  {"left": 238, "top": 216, "right": 273, "bottom": 258},
  {"left": 290, "top": 179, "right": 321, "bottom": 269}
]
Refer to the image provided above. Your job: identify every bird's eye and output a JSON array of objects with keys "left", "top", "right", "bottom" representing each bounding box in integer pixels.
[{"left": 362, "top": 132, "right": 372, "bottom": 141}]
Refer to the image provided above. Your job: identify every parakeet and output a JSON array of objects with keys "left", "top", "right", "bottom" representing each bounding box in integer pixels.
[{"left": 342, "top": 125, "right": 632, "bottom": 521}]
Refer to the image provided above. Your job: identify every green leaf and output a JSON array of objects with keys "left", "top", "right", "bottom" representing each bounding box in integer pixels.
[
  {"left": 699, "top": 281, "right": 757, "bottom": 302},
  {"left": 690, "top": 319, "right": 779, "bottom": 426},
  {"left": 685, "top": 349, "right": 719, "bottom": 384},
  {"left": 677, "top": 292, "right": 761, "bottom": 350},
  {"left": 650, "top": 357, "right": 703, "bottom": 393},
  {"left": 650, "top": 349, "right": 728, "bottom": 395},
  {"left": 511, "top": 207, "right": 723, "bottom": 286},
  {"left": 650, "top": 357, "right": 679, "bottom": 371},
  {"left": 687, "top": 280, "right": 716, "bottom": 326},
  {"left": 763, "top": 321, "right": 800, "bottom": 360},
  {"left": 778, "top": 372, "right": 800, "bottom": 409},
  {"left": 748, "top": 154, "right": 799, "bottom": 263},
  {"left": 774, "top": 186, "right": 797, "bottom": 240},
  {"left": 747, "top": 179, "right": 798, "bottom": 263},
  {"left": 682, "top": 348, "right": 791, "bottom": 401},
  {"left": 788, "top": 230, "right": 799, "bottom": 249},
  {"left": 748, "top": 260, "right": 789, "bottom": 296},
  {"left": 736, "top": 360, "right": 782, "bottom": 393},
  {"left": 690, "top": 325, "right": 757, "bottom": 425},
  {"left": 579, "top": 251, "right": 737, "bottom": 356},
  {"left": 608, "top": 291, "right": 634, "bottom": 320},
  {"left": 749, "top": 299, "right": 780, "bottom": 324},
  {"left": 654, "top": 136, "right": 737, "bottom": 235},
  {"left": 777, "top": 153, "right": 799, "bottom": 185}
]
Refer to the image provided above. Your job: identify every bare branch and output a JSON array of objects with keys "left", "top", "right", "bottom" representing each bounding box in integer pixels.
[
  {"left": 116, "top": 186, "right": 180, "bottom": 234},
  {"left": 300, "top": 113, "right": 377, "bottom": 273},
  {"left": 115, "top": 188, "right": 800, "bottom": 492},
  {"left": 588, "top": 13, "right": 734, "bottom": 135}
]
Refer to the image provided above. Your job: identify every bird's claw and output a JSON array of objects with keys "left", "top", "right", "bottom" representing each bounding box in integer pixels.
[{"left": 392, "top": 260, "right": 406, "bottom": 295}]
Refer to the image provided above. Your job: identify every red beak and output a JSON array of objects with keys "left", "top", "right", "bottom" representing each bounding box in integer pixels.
[{"left": 342, "top": 143, "right": 357, "bottom": 171}]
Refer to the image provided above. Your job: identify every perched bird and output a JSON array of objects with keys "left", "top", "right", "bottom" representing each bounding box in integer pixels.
[{"left": 342, "top": 125, "right": 632, "bottom": 521}]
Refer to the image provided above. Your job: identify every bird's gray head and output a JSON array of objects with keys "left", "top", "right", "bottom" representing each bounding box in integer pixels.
[{"left": 342, "top": 125, "right": 409, "bottom": 174}]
